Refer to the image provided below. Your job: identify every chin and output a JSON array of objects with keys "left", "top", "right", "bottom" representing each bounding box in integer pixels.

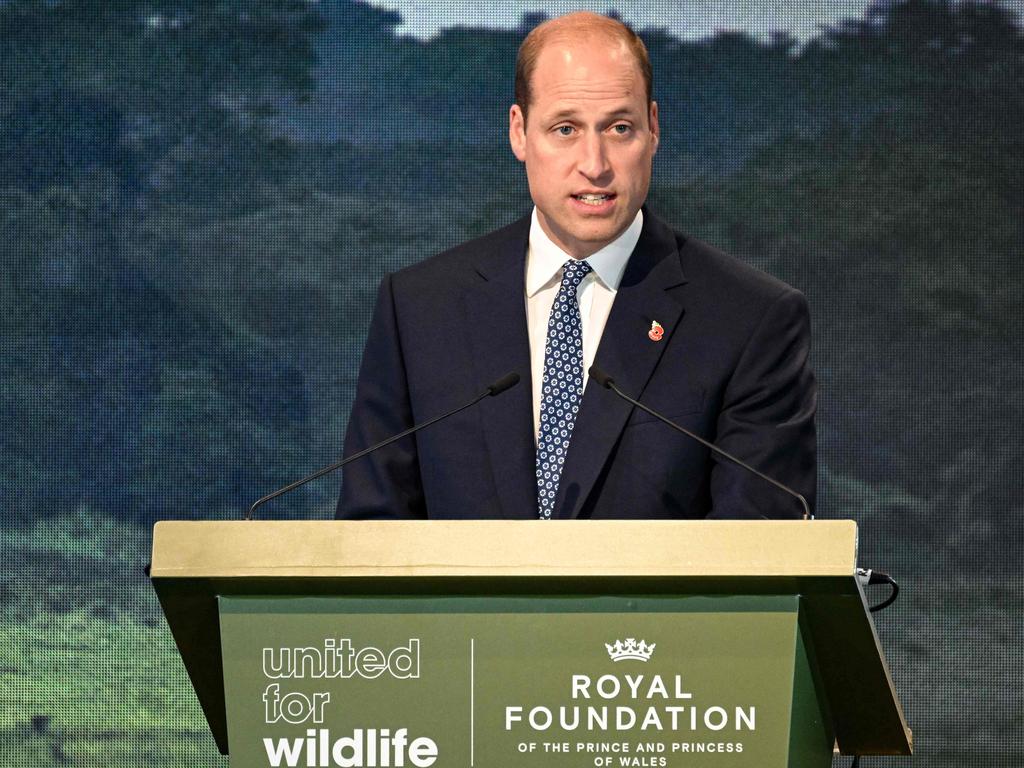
[{"left": 581, "top": 223, "right": 623, "bottom": 242}]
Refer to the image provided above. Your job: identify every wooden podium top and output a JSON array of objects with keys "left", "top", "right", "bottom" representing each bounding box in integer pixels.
[{"left": 151, "top": 519, "right": 858, "bottom": 578}]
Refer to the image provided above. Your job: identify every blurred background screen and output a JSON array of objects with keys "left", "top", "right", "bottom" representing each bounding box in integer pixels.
[{"left": 1, "top": 0, "right": 1021, "bottom": 765}]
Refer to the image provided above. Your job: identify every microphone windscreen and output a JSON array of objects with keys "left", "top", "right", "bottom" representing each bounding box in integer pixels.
[
  {"left": 588, "top": 365, "right": 614, "bottom": 389},
  {"left": 487, "top": 371, "right": 520, "bottom": 396}
]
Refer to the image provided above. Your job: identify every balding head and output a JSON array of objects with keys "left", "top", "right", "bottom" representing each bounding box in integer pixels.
[{"left": 515, "top": 12, "right": 653, "bottom": 125}]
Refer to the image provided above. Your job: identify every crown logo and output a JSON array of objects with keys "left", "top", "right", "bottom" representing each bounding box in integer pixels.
[{"left": 605, "top": 638, "right": 655, "bottom": 662}]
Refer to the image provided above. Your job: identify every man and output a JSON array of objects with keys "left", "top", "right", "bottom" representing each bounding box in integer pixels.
[{"left": 336, "top": 12, "right": 815, "bottom": 520}]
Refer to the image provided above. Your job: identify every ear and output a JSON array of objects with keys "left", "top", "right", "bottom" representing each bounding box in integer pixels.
[
  {"left": 509, "top": 104, "right": 527, "bottom": 162},
  {"left": 649, "top": 100, "right": 660, "bottom": 154}
]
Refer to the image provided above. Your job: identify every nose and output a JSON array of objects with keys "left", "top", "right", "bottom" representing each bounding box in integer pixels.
[{"left": 577, "top": 132, "right": 612, "bottom": 181}]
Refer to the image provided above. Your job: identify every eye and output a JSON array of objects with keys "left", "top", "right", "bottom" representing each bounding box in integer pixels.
[
  {"left": 612, "top": 123, "right": 632, "bottom": 135},
  {"left": 555, "top": 125, "right": 575, "bottom": 137}
]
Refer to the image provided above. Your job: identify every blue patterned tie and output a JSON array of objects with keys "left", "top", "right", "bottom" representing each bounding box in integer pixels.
[{"left": 536, "top": 259, "right": 592, "bottom": 519}]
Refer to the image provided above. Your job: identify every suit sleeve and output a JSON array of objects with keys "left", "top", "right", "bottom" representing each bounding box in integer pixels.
[
  {"left": 707, "top": 287, "right": 817, "bottom": 519},
  {"left": 336, "top": 273, "right": 427, "bottom": 519}
]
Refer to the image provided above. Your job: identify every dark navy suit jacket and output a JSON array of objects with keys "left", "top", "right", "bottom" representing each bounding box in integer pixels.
[{"left": 336, "top": 208, "right": 816, "bottom": 520}]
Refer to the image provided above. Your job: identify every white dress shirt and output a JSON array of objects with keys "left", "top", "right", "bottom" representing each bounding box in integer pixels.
[{"left": 525, "top": 207, "right": 643, "bottom": 437}]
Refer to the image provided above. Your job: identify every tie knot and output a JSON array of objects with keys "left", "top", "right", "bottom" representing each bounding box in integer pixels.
[{"left": 561, "top": 259, "right": 592, "bottom": 290}]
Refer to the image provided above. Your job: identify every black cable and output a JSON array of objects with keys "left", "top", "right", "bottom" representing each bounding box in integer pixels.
[
  {"left": 869, "top": 573, "right": 899, "bottom": 613},
  {"left": 856, "top": 568, "right": 900, "bottom": 613}
]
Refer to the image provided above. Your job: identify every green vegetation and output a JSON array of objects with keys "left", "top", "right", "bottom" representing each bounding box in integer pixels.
[{"left": 0, "top": 612, "right": 224, "bottom": 765}]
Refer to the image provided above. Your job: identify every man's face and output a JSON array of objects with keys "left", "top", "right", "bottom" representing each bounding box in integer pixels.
[{"left": 509, "top": 35, "right": 659, "bottom": 259}]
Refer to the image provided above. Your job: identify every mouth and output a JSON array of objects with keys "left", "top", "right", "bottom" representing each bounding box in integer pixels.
[{"left": 572, "top": 192, "right": 616, "bottom": 206}]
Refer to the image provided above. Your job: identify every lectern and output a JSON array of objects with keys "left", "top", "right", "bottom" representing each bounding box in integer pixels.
[{"left": 150, "top": 520, "right": 911, "bottom": 767}]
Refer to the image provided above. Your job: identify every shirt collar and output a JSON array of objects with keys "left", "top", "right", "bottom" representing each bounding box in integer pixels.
[{"left": 525, "top": 207, "right": 643, "bottom": 297}]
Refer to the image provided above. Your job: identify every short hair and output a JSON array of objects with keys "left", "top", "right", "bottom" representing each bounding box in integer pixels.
[{"left": 514, "top": 12, "right": 653, "bottom": 124}]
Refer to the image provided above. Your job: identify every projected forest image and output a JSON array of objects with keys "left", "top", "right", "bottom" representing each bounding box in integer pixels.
[{"left": 1, "top": 0, "right": 1021, "bottom": 765}]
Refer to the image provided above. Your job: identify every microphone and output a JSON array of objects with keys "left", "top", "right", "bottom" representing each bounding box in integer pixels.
[
  {"left": 589, "top": 365, "right": 812, "bottom": 520},
  {"left": 246, "top": 372, "right": 521, "bottom": 519}
]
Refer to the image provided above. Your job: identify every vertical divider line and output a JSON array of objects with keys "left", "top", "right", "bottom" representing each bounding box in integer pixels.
[{"left": 470, "top": 637, "right": 475, "bottom": 767}]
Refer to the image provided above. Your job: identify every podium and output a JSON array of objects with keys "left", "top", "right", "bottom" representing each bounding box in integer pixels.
[{"left": 150, "top": 520, "right": 911, "bottom": 766}]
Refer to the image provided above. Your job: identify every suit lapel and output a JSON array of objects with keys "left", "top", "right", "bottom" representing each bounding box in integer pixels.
[
  {"left": 553, "top": 210, "right": 687, "bottom": 519},
  {"left": 463, "top": 216, "right": 538, "bottom": 519}
]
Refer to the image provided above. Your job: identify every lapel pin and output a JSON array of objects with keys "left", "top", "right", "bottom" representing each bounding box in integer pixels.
[{"left": 648, "top": 320, "right": 664, "bottom": 342}]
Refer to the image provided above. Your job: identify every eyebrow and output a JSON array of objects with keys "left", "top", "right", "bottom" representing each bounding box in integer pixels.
[{"left": 545, "top": 107, "right": 639, "bottom": 123}]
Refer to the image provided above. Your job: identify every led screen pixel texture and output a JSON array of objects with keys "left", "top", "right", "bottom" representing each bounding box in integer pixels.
[{"left": 1, "top": 1, "right": 1022, "bottom": 765}]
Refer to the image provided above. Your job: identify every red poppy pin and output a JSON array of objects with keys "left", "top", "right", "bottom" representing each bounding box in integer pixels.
[{"left": 648, "top": 320, "right": 664, "bottom": 342}]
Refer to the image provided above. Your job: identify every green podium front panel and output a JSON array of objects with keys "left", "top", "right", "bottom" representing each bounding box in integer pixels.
[{"left": 219, "top": 596, "right": 832, "bottom": 768}]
